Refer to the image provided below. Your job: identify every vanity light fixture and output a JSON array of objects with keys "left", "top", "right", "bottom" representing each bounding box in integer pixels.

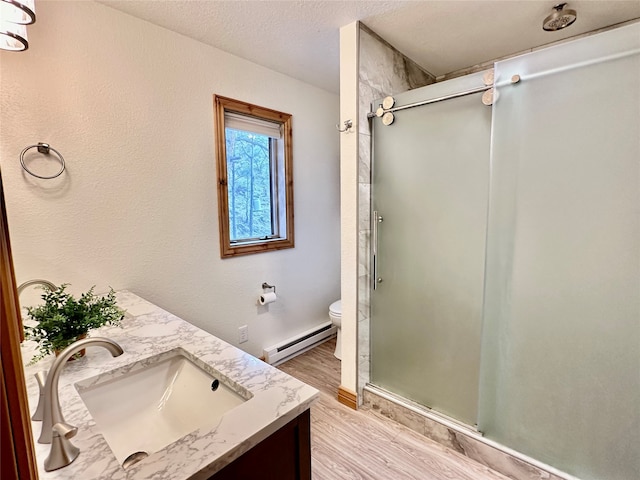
[
  {"left": 0, "top": 0, "right": 35, "bottom": 52},
  {"left": 0, "top": 20, "right": 28, "bottom": 51},
  {"left": 0, "top": 0, "right": 36, "bottom": 25}
]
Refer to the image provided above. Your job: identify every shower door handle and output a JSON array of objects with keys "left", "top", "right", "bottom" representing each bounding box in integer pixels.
[{"left": 372, "top": 211, "right": 383, "bottom": 290}]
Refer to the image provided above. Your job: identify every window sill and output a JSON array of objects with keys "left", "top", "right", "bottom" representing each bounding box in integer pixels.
[{"left": 221, "top": 237, "right": 294, "bottom": 258}]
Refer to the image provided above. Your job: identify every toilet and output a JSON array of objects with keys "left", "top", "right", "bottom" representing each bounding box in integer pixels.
[{"left": 329, "top": 299, "right": 342, "bottom": 360}]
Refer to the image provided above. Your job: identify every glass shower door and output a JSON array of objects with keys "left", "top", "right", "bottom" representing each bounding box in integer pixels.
[
  {"left": 370, "top": 72, "right": 492, "bottom": 426},
  {"left": 479, "top": 24, "right": 640, "bottom": 479}
]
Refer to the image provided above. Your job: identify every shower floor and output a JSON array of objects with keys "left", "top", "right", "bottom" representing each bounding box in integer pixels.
[{"left": 278, "top": 339, "right": 509, "bottom": 480}]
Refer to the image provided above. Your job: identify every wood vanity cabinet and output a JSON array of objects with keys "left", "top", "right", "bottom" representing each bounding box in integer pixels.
[{"left": 210, "top": 408, "right": 311, "bottom": 480}]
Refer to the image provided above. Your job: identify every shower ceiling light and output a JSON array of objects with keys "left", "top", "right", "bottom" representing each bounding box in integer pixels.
[
  {"left": 543, "top": 3, "right": 577, "bottom": 32},
  {"left": 0, "top": 20, "right": 28, "bottom": 51},
  {"left": 0, "top": 0, "right": 35, "bottom": 25}
]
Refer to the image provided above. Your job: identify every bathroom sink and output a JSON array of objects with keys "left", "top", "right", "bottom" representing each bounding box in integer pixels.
[{"left": 76, "top": 349, "right": 251, "bottom": 466}]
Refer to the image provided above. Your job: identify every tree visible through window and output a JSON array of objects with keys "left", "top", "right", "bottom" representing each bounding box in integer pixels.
[
  {"left": 214, "top": 95, "right": 294, "bottom": 258},
  {"left": 225, "top": 129, "right": 273, "bottom": 241}
]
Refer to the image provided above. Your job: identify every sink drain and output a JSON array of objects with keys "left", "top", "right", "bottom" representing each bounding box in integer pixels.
[{"left": 122, "top": 451, "right": 149, "bottom": 469}]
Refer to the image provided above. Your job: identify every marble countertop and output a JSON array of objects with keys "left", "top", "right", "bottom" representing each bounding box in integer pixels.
[{"left": 22, "top": 291, "right": 318, "bottom": 479}]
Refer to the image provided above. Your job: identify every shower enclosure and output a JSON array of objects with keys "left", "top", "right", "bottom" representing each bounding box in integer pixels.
[{"left": 369, "top": 23, "right": 639, "bottom": 480}]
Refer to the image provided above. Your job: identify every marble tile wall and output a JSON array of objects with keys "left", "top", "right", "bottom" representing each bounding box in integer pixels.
[
  {"left": 363, "top": 389, "right": 568, "bottom": 480},
  {"left": 356, "top": 24, "right": 435, "bottom": 396}
]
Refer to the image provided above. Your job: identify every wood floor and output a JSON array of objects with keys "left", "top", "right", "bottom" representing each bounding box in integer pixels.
[{"left": 279, "top": 339, "right": 510, "bottom": 480}]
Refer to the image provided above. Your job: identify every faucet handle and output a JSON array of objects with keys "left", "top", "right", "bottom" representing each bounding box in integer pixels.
[
  {"left": 32, "top": 370, "right": 48, "bottom": 421},
  {"left": 53, "top": 421, "right": 78, "bottom": 439},
  {"left": 44, "top": 423, "right": 80, "bottom": 471}
]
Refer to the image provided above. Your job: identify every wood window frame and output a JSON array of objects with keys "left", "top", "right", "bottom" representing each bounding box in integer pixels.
[{"left": 213, "top": 95, "right": 294, "bottom": 258}]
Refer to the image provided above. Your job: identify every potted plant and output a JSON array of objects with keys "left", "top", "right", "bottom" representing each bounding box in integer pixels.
[{"left": 24, "top": 284, "right": 124, "bottom": 365}]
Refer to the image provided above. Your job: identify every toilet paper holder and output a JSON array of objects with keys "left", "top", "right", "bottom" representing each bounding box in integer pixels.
[{"left": 261, "top": 282, "right": 276, "bottom": 294}]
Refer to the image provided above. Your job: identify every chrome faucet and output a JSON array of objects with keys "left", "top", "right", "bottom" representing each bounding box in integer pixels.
[
  {"left": 17, "top": 279, "right": 57, "bottom": 296},
  {"left": 39, "top": 337, "right": 123, "bottom": 471}
]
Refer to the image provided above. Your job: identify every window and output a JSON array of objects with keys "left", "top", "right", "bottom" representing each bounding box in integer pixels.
[{"left": 213, "top": 95, "right": 294, "bottom": 257}]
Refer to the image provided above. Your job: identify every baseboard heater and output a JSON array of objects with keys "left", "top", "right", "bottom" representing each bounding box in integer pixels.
[{"left": 263, "top": 321, "right": 337, "bottom": 366}]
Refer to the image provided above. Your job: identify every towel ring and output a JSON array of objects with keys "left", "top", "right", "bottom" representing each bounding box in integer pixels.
[{"left": 20, "top": 143, "right": 66, "bottom": 179}]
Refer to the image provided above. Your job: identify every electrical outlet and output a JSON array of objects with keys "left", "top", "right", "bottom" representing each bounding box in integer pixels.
[{"left": 238, "top": 325, "right": 249, "bottom": 344}]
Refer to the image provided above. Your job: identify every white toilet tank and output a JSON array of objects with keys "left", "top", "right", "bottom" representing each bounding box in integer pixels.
[
  {"left": 329, "top": 300, "right": 342, "bottom": 360},
  {"left": 329, "top": 300, "right": 341, "bottom": 327}
]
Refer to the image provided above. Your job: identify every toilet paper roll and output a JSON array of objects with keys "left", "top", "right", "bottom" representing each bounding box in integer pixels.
[{"left": 259, "top": 292, "right": 277, "bottom": 305}]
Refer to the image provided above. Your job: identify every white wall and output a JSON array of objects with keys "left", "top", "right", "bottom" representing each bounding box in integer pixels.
[
  {"left": 338, "top": 22, "right": 359, "bottom": 393},
  {"left": 0, "top": 1, "right": 340, "bottom": 358}
]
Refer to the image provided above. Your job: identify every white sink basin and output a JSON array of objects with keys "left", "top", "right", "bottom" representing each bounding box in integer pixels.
[{"left": 76, "top": 349, "right": 251, "bottom": 466}]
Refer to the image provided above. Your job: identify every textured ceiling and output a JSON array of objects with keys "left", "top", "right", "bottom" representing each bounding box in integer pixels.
[{"left": 99, "top": 1, "right": 640, "bottom": 93}]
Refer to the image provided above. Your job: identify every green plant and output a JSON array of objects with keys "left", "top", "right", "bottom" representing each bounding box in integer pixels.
[{"left": 24, "top": 284, "right": 124, "bottom": 364}]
